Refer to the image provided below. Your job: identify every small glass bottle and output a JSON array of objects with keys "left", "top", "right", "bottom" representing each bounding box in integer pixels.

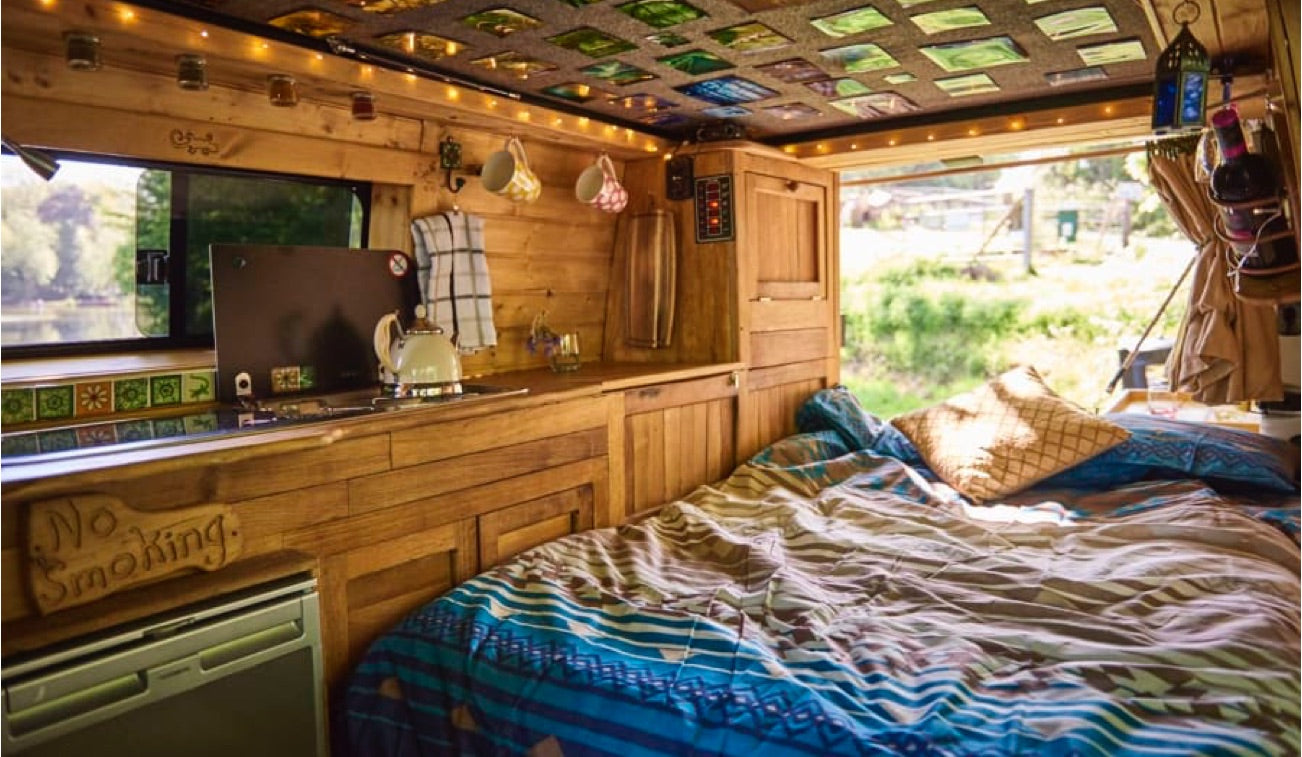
[
  {"left": 267, "top": 74, "right": 299, "bottom": 107},
  {"left": 1209, "top": 107, "right": 1278, "bottom": 239},
  {"left": 350, "top": 91, "right": 376, "bottom": 121},
  {"left": 176, "top": 54, "right": 208, "bottom": 91},
  {"left": 64, "top": 31, "right": 102, "bottom": 71}
]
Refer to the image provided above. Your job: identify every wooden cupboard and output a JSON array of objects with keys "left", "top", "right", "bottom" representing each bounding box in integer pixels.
[
  {"left": 1, "top": 390, "right": 614, "bottom": 693},
  {"left": 607, "top": 144, "right": 841, "bottom": 467}
]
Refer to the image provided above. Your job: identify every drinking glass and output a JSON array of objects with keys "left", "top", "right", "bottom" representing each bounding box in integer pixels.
[{"left": 1145, "top": 364, "right": 1180, "bottom": 418}]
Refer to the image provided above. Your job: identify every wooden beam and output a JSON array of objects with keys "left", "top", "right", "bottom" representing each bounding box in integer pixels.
[{"left": 1, "top": 0, "right": 670, "bottom": 159}]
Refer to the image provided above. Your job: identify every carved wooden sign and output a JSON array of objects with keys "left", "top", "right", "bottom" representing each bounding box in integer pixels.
[{"left": 25, "top": 494, "right": 243, "bottom": 614}]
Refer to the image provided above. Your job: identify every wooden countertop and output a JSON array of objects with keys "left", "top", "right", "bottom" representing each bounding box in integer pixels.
[{"left": 1, "top": 362, "right": 742, "bottom": 492}]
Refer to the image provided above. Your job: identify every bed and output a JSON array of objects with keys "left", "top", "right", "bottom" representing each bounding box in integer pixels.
[{"left": 342, "top": 375, "right": 1301, "bottom": 756}]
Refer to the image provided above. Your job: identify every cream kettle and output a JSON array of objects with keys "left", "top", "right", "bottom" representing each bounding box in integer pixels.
[{"left": 373, "top": 305, "right": 463, "bottom": 398}]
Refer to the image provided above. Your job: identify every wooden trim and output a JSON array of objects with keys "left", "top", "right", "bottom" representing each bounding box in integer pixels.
[
  {"left": 795, "top": 98, "right": 1153, "bottom": 171},
  {"left": 750, "top": 328, "right": 830, "bottom": 369},
  {"left": 1, "top": 0, "right": 670, "bottom": 158},
  {"left": 748, "top": 359, "right": 831, "bottom": 392},
  {"left": 348, "top": 428, "right": 606, "bottom": 516},
  {"left": 389, "top": 398, "right": 607, "bottom": 468},
  {"left": 624, "top": 373, "right": 739, "bottom": 415}
]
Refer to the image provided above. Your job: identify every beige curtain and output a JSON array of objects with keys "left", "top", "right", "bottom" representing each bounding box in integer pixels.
[{"left": 1148, "top": 142, "right": 1283, "bottom": 404}]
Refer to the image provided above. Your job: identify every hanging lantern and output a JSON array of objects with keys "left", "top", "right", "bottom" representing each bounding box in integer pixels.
[{"left": 1151, "top": 0, "right": 1210, "bottom": 134}]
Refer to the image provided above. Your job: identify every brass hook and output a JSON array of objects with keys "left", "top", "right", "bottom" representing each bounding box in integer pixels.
[{"left": 440, "top": 134, "right": 466, "bottom": 194}]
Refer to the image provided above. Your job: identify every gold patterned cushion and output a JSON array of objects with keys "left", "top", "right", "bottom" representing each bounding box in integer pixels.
[{"left": 891, "top": 366, "right": 1130, "bottom": 502}]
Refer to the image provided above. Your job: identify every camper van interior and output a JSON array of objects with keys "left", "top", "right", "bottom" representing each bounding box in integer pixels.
[{"left": 1, "top": 0, "right": 1298, "bottom": 753}]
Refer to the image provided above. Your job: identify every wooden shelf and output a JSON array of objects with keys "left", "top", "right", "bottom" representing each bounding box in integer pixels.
[{"left": 1104, "top": 388, "right": 1261, "bottom": 432}]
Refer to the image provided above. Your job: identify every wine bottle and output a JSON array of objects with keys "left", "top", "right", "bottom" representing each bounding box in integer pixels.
[{"left": 1209, "top": 107, "right": 1279, "bottom": 240}]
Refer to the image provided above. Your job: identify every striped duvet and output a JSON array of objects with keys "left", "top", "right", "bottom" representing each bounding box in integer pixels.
[{"left": 344, "top": 433, "right": 1301, "bottom": 756}]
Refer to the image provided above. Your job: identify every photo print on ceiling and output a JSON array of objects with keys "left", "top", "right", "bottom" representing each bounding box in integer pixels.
[
  {"left": 460, "top": 8, "right": 543, "bottom": 37},
  {"left": 756, "top": 58, "right": 828, "bottom": 83},
  {"left": 675, "top": 75, "right": 778, "bottom": 105},
  {"left": 820, "top": 43, "right": 900, "bottom": 73},
  {"left": 804, "top": 78, "right": 872, "bottom": 98},
  {"left": 548, "top": 27, "right": 638, "bottom": 57},
  {"left": 910, "top": 6, "right": 991, "bottom": 35},
  {"left": 1034, "top": 6, "right": 1118, "bottom": 41},
  {"left": 810, "top": 5, "right": 894, "bottom": 37},
  {"left": 617, "top": 0, "right": 708, "bottom": 28},
  {"left": 919, "top": 35, "right": 1030, "bottom": 73},
  {"left": 268, "top": 9, "right": 354, "bottom": 37},
  {"left": 708, "top": 23, "right": 792, "bottom": 54}
]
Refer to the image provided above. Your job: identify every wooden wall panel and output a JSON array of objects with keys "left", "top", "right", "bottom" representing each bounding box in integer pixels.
[
  {"left": 0, "top": 43, "right": 625, "bottom": 381},
  {"left": 739, "top": 361, "right": 830, "bottom": 462}
]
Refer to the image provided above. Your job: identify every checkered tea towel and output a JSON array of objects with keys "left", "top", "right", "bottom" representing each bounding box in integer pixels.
[{"left": 411, "top": 212, "right": 497, "bottom": 353}]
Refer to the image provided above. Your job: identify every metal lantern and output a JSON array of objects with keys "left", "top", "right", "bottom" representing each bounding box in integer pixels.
[{"left": 1151, "top": 1, "right": 1209, "bottom": 134}]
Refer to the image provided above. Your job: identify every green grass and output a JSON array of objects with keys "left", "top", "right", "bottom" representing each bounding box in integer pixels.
[{"left": 840, "top": 236, "right": 1193, "bottom": 418}]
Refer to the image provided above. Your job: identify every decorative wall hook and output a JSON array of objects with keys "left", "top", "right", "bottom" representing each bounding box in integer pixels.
[{"left": 440, "top": 135, "right": 466, "bottom": 194}]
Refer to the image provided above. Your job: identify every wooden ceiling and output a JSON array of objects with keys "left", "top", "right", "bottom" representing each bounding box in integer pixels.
[{"left": 0, "top": 0, "right": 1278, "bottom": 165}]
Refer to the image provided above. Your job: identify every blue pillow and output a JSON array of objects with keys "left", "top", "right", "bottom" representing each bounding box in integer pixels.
[
  {"left": 1040, "top": 413, "right": 1299, "bottom": 493},
  {"left": 796, "top": 386, "right": 926, "bottom": 467}
]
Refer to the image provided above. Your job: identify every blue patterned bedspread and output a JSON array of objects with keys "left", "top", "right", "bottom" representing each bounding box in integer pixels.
[{"left": 344, "top": 434, "right": 1301, "bottom": 756}]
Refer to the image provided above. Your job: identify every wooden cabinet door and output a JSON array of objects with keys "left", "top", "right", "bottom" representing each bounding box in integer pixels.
[
  {"left": 326, "top": 519, "right": 478, "bottom": 681},
  {"left": 623, "top": 372, "right": 739, "bottom": 516},
  {"left": 478, "top": 485, "right": 595, "bottom": 567},
  {"left": 746, "top": 173, "right": 829, "bottom": 302}
]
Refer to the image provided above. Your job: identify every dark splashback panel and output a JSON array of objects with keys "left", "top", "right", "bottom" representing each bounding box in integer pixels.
[{"left": 210, "top": 245, "right": 419, "bottom": 405}]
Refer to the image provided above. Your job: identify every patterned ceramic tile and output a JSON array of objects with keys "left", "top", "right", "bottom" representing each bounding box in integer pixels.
[
  {"left": 183, "top": 372, "right": 216, "bottom": 403},
  {"left": 76, "top": 424, "right": 118, "bottom": 448},
  {"left": 152, "top": 417, "right": 187, "bottom": 439},
  {"left": 1, "top": 389, "right": 35, "bottom": 425},
  {"left": 76, "top": 381, "right": 114, "bottom": 417},
  {"left": 114, "top": 377, "right": 151, "bottom": 412},
  {"left": 184, "top": 413, "right": 220, "bottom": 434},
  {"left": 271, "top": 366, "right": 302, "bottom": 393},
  {"left": 115, "top": 419, "right": 155, "bottom": 443},
  {"left": 1, "top": 433, "right": 39, "bottom": 457},
  {"left": 150, "top": 374, "right": 183, "bottom": 406},
  {"left": 36, "top": 385, "right": 75, "bottom": 421},
  {"left": 38, "top": 428, "right": 78, "bottom": 454}
]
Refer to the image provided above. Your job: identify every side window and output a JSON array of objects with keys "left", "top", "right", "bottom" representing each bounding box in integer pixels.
[{"left": 0, "top": 154, "right": 368, "bottom": 355}]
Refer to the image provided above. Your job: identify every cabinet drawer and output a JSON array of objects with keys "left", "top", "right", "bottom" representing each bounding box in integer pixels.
[
  {"left": 478, "top": 486, "right": 594, "bottom": 567},
  {"left": 625, "top": 372, "right": 738, "bottom": 415}
]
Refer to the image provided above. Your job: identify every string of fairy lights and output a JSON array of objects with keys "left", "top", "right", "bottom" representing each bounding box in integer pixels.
[
  {"left": 33, "top": 0, "right": 1162, "bottom": 163},
  {"left": 36, "top": 0, "right": 665, "bottom": 154}
]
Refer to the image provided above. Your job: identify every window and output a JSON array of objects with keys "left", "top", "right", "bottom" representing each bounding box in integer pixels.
[
  {"left": 1, "top": 153, "right": 368, "bottom": 356},
  {"left": 839, "top": 139, "right": 1190, "bottom": 416}
]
